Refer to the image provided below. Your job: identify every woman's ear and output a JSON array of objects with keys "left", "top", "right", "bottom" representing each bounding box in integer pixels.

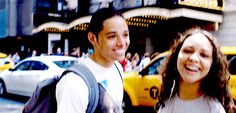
[{"left": 88, "top": 32, "right": 97, "bottom": 45}]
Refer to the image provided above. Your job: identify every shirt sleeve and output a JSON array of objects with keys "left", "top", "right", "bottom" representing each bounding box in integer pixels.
[
  {"left": 56, "top": 72, "right": 89, "bottom": 113},
  {"left": 208, "top": 98, "right": 226, "bottom": 113}
]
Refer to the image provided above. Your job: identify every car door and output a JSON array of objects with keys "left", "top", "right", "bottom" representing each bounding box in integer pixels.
[
  {"left": 6, "top": 61, "right": 32, "bottom": 95},
  {"left": 23, "top": 61, "right": 49, "bottom": 96},
  {"left": 133, "top": 56, "right": 165, "bottom": 107}
]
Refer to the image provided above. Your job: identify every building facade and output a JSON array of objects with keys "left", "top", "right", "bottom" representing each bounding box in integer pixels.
[
  {"left": 0, "top": 0, "right": 225, "bottom": 59},
  {"left": 217, "top": 0, "right": 236, "bottom": 46}
]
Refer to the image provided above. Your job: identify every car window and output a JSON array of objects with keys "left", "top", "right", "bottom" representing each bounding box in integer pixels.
[
  {"left": 15, "top": 61, "right": 31, "bottom": 71},
  {"left": 53, "top": 60, "right": 78, "bottom": 68},
  {"left": 30, "top": 61, "right": 48, "bottom": 70},
  {"left": 0, "top": 57, "right": 11, "bottom": 65},
  {"left": 141, "top": 56, "right": 165, "bottom": 75},
  {"left": 0, "top": 58, "right": 6, "bottom": 65},
  {"left": 228, "top": 56, "right": 236, "bottom": 75}
]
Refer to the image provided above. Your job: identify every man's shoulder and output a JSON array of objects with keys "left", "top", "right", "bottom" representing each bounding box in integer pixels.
[
  {"left": 56, "top": 72, "right": 89, "bottom": 97},
  {"left": 58, "top": 72, "right": 87, "bottom": 87}
]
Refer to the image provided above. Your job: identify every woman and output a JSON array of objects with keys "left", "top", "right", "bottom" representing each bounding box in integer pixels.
[{"left": 157, "top": 28, "right": 235, "bottom": 113}]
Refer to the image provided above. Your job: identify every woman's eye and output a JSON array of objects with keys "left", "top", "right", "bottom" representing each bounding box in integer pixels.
[
  {"left": 183, "top": 49, "right": 192, "bottom": 54},
  {"left": 200, "top": 53, "right": 210, "bottom": 58}
]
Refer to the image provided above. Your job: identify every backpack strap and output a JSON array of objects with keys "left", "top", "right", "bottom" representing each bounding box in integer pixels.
[
  {"left": 61, "top": 64, "right": 99, "bottom": 113},
  {"left": 114, "top": 62, "right": 123, "bottom": 83}
]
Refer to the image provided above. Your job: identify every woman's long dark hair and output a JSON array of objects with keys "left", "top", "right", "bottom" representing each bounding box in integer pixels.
[{"left": 157, "top": 28, "right": 235, "bottom": 113}]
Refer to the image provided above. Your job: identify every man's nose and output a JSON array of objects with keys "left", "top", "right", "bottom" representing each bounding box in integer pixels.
[{"left": 117, "top": 36, "right": 125, "bottom": 47}]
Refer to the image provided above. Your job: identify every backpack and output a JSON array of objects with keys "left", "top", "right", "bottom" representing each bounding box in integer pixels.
[{"left": 22, "top": 64, "right": 99, "bottom": 113}]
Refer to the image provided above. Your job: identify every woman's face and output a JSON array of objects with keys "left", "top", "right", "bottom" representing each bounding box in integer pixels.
[{"left": 177, "top": 33, "right": 213, "bottom": 84}]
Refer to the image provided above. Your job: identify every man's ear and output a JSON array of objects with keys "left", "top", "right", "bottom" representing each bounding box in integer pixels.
[{"left": 88, "top": 32, "right": 97, "bottom": 45}]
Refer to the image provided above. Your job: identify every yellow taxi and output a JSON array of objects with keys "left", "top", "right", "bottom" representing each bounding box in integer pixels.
[
  {"left": 123, "top": 48, "right": 236, "bottom": 110},
  {"left": 123, "top": 51, "right": 168, "bottom": 110},
  {"left": 0, "top": 52, "right": 14, "bottom": 71},
  {"left": 221, "top": 46, "right": 236, "bottom": 100}
]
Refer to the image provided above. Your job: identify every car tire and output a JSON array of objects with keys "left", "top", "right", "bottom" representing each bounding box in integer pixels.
[
  {"left": 0, "top": 80, "right": 6, "bottom": 97},
  {"left": 122, "top": 92, "right": 133, "bottom": 113}
]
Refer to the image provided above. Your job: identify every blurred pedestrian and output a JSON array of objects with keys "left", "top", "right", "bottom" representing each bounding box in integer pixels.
[
  {"left": 56, "top": 8, "right": 130, "bottom": 113},
  {"left": 157, "top": 28, "right": 236, "bottom": 113},
  {"left": 70, "top": 47, "right": 80, "bottom": 57},
  {"left": 138, "top": 52, "right": 150, "bottom": 71},
  {"left": 119, "top": 52, "right": 132, "bottom": 72},
  {"left": 84, "top": 48, "right": 94, "bottom": 58},
  {"left": 131, "top": 52, "right": 140, "bottom": 71},
  {"left": 12, "top": 52, "right": 20, "bottom": 64},
  {"left": 31, "top": 50, "right": 37, "bottom": 57},
  {"left": 54, "top": 47, "right": 63, "bottom": 56}
]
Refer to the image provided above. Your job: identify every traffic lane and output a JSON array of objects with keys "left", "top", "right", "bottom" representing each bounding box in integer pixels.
[
  {"left": 0, "top": 94, "right": 156, "bottom": 113},
  {"left": 0, "top": 94, "right": 28, "bottom": 113}
]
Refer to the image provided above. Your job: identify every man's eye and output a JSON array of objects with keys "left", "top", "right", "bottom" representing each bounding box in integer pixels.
[
  {"left": 123, "top": 33, "right": 129, "bottom": 37},
  {"left": 108, "top": 35, "right": 116, "bottom": 39}
]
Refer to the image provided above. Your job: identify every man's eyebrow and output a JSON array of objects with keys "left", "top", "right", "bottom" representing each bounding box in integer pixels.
[
  {"left": 106, "top": 32, "right": 116, "bottom": 36},
  {"left": 124, "top": 30, "right": 129, "bottom": 33},
  {"left": 105, "top": 30, "right": 129, "bottom": 36}
]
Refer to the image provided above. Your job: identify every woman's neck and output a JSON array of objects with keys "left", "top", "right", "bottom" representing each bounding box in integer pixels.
[{"left": 178, "top": 80, "right": 203, "bottom": 100}]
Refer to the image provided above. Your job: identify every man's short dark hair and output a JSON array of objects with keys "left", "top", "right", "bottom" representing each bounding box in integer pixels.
[{"left": 88, "top": 8, "right": 124, "bottom": 38}]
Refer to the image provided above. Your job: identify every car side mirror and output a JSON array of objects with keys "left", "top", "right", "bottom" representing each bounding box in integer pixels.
[
  {"left": 139, "top": 70, "right": 146, "bottom": 77},
  {"left": 9, "top": 68, "right": 15, "bottom": 71},
  {"left": 4, "top": 61, "right": 10, "bottom": 64}
]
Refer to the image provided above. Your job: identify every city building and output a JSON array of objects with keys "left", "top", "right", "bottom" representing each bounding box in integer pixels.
[
  {"left": 217, "top": 0, "right": 236, "bottom": 46},
  {"left": 0, "top": 0, "right": 225, "bottom": 59}
]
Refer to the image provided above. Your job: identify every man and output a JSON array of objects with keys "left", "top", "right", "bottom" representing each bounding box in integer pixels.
[{"left": 56, "top": 8, "right": 130, "bottom": 113}]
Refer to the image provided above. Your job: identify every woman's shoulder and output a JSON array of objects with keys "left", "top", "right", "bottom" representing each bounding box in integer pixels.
[{"left": 204, "top": 96, "right": 226, "bottom": 113}]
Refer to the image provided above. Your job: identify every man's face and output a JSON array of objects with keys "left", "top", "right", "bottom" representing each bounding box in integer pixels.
[{"left": 94, "top": 16, "right": 130, "bottom": 63}]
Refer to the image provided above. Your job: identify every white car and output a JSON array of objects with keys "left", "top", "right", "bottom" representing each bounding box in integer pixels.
[{"left": 0, "top": 55, "right": 79, "bottom": 97}]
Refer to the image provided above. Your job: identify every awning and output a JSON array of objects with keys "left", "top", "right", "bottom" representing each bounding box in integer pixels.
[{"left": 33, "top": 7, "right": 223, "bottom": 34}]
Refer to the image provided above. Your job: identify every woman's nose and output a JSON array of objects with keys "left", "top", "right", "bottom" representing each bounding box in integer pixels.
[{"left": 189, "top": 53, "right": 199, "bottom": 62}]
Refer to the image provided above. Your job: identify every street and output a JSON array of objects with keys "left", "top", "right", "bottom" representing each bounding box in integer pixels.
[
  {"left": 0, "top": 94, "right": 156, "bottom": 113},
  {"left": 0, "top": 94, "right": 28, "bottom": 113}
]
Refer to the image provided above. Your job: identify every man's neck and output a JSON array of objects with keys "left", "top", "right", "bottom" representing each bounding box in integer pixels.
[{"left": 89, "top": 54, "right": 114, "bottom": 67}]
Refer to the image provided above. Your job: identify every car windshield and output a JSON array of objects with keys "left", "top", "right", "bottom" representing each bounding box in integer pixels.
[
  {"left": 53, "top": 60, "right": 78, "bottom": 68},
  {"left": 227, "top": 55, "right": 236, "bottom": 75},
  {"left": 141, "top": 56, "right": 165, "bottom": 75}
]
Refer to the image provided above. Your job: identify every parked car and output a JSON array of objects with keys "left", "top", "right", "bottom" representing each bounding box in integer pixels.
[
  {"left": 0, "top": 56, "right": 79, "bottom": 97},
  {"left": 123, "top": 48, "right": 236, "bottom": 110},
  {"left": 0, "top": 52, "right": 14, "bottom": 72}
]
